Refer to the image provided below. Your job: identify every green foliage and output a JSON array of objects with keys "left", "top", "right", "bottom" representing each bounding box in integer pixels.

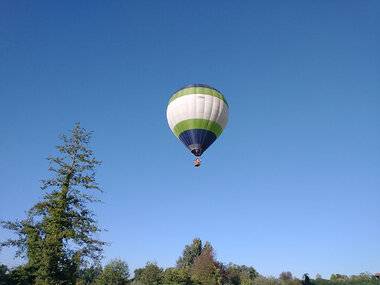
[
  {"left": 225, "top": 265, "right": 241, "bottom": 285},
  {"left": 163, "top": 267, "right": 192, "bottom": 285},
  {"left": 133, "top": 268, "right": 145, "bottom": 282},
  {"left": 349, "top": 272, "right": 374, "bottom": 282},
  {"left": 2, "top": 191, "right": 379, "bottom": 285},
  {"left": 0, "top": 265, "right": 10, "bottom": 285},
  {"left": 191, "top": 246, "right": 221, "bottom": 285},
  {"left": 285, "top": 278, "right": 302, "bottom": 285},
  {"left": 279, "top": 272, "right": 293, "bottom": 281},
  {"left": 1, "top": 123, "right": 105, "bottom": 285},
  {"left": 225, "top": 263, "right": 258, "bottom": 285},
  {"left": 315, "top": 272, "right": 380, "bottom": 285},
  {"left": 139, "top": 261, "right": 163, "bottom": 285},
  {"left": 177, "top": 238, "right": 204, "bottom": 268},
  {"left": 311, "top": 278, "right": 331, "bottom": 285},
  {"left": 76, "top": 265, "right": 102, "bottom": 285},
  {"left": 330, "top": 273, "right": 348, "bottom": 281},
  {"left": 2, "top": 264, "right": 36, "bottom": 285},
  {"left": 95, "top": 259, "right": 129, "bottom": 285},
  {"left": 253, "top": 275, "right": 283, "bottom": 285}
]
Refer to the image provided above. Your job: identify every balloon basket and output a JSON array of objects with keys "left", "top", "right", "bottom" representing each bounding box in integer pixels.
[{"left": 194, "top": 157, "right": 201, "bottom": 167}]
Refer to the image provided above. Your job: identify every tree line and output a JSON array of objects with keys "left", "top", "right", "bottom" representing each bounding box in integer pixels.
[
  {"left": 0, "top": 124, "right": 378, "bottom": 285},
  {"left": 1, "top": 237, "right": 379, "bottom": 284}
]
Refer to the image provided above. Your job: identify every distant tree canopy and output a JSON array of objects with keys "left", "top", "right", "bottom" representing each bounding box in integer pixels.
[
  {"left": 280, "top": 271, "right": 293, "bottom": 280},
  {"left": 163, "top": 267, "right": 192, "bottom": 285},
  {"left": 330, "top": 273, "right": 348, "bottom": 281},
  {"left": 95, "top": 259, "right": 129, "bottom": 285},
  {"left": 191, "top": 245, "right": 220, "bottom": 285},
  {"left": 126, "top": 239, "right": 260, "bottom": 285},
  {"left": 76, "top": 265, "right": 102, "bottom": 285},
  {"left": 225, "top": 263, "right": 258, "bottom": 285},
  {"left": 176, "top": 238, "right": 204, "bottom": 268},
  {"left": 1, "top": 123, "right": 105, "bottom": 285},
  {"left": 1, "top": 238, "right": 379, "bottom": 285},
  {"left": 142, "top": 262, "right": 164, "bottom": 285}
]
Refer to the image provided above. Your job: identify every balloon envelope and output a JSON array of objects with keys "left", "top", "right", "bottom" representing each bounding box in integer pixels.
[{"left": 167, "top": 84, "right": 229, "bottom": 157}]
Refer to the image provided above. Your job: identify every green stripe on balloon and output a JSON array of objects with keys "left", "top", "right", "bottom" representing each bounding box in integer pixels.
[
  {"left": 173, "top": 119, "right": 224, "bottom": 138},
  {"left": 168, "top": 87, "right": 228, "bottom": 106}
]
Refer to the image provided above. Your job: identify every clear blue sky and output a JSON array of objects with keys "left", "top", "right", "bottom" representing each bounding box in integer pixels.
[{"left": 0, "top": 0, "right": 379, "bottom": 279}]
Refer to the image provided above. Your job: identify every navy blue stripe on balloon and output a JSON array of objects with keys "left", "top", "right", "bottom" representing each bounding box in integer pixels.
[
  {"left": 175, "top": 84, "right": 221, "bottom": 93},
  {"left": 178, "top": 129, "right": 217, "bottom": 156}
]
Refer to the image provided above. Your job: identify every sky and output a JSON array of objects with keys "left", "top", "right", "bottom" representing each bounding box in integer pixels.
[{"left": 0, "top": 0, "right": 379, "bottom": 280}]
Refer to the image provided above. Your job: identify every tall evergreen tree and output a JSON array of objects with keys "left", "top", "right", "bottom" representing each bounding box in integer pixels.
[
  {"left": 1, "top": 123, "right": 105, "bottom": 284},
  {"left": 176, "top": 238, "right": 204, "bottom": 268}
]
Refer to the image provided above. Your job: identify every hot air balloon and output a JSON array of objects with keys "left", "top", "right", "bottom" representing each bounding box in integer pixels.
[{"left": 167, "top": 84, "right": 229, "bottom": 167}]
